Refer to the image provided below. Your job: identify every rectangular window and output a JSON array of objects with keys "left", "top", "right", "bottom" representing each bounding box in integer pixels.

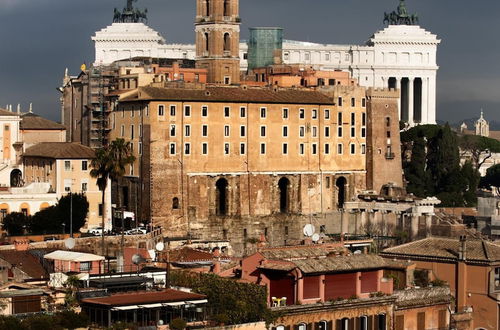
[
  {"left": 224, "top": 143, "right": 230, "bottom": 155},
  {"left": 260, "top": 126, "right": 266, "bottom": 137},
  {"left": 312, "top": 109, "right": 318, "bottom": 119},
  {"left": 283, "top": 126, "right": 288, "bottom": 137},
  {"left": 351, "top": 127, "right": 355, "bottom": 138},
  {"left": 139, "top": 142, "right": 142, "bottom": 155},
  {"left": 350, "top": 143, "right": 356, "bottom": 154},
  {"left": 325, "top": 126, "right": 330, "bottom": 137},
  {"left": 224, "top": 125, "right": 230, "bottom": 137},
  {"left": 159, "top": 105, "right": 165, "bottom": 116},
  {"left": 351, "top": 113, "right": 355, "bottom": 125},
  {"left": 224, "top": 106, "right": 230, "bottom": 117},
  {"left": 326, "top": 177, "right": 331, "bottom": 189},
  {"left": 362, "top": 112, "right": 366, "bottom": 126},
  {"left": 299, "top": 108, "right": 305, "bottom": 119},
  {"left": 299, "top": 126, "right": 305, "bottom": 137},
  {"left": 65, "top": 161, "right": 71, "bottom": 171},
  {"left": 184, "top": 105, "right": 191, "bottom": 117},
  {"left": 325, "top": 109, "right": 330, "bottom": 120},
  {"left": 81, "top": 182, "right": 88, "bottom": 192},
  {"left": 338, "top": 143, "right": 343, "bottom": 154},
  {"left": 170, "top": 124, "right": 176, "bottom": 137},
  {"left": 170, "top": 143, "right": 176, "bottom": 155},
  {"left": 338, "top": 112, "right": 343, "bottom": 124},
  {"left": 362, "top": 98, "right": 366, "bottom": 107},
  {"left": 361, "top": 127, "right": 366, "bottom": 138},
  {"left": 351, "top": 97, "right": 356, "bottom": 107},
  {"left": 202, "top": 125, "right": 208, "bottom": 137},
  {"left": 361, "top": 144, "right": 366, "bottom": 154},
  {"left": 338, "top": 126, "right": 343, "bottom": 137},
  {"left": 202, "top": 105, "right": 208, "bottom": 117},
  {"left": 81, "top": 160, "right": 88, "bottom": 171},
  {"left": 202, "top": 143, "right": 208, "bottom": 155},
  {"left": 184, "top": 143, "right": 191, "bottom": 155},
  {"left": 240, "top": 143, "right": 246, "bottom": 155},
  {"left": 80, "top": 261, "right": 91, "bottom": 272},
  {"left": 240, "top": 107, "right": 246, "bottom": 118},
  {"left": 120, "top": 125, "right": 125, "bottom": 137},
  {"left": 131, "top": 125, "right": 135, "bottom": 139},
  {"left": 312, "top": 143, "right": 317, "bottom": 155},
  {"left": 185, "top": 125, "right": 191, "bottom": 137},
  {"left": 299, "top": 143, "right": 305, "bottom": 155},
  {"left": 324, "top": 143, "right": 330, "bottom": 154},
  {"left": 260, "top": 107, "right": 266, "bottom": 118},
  {"left": 260, "top": 143, "right": 266, "bottom": 155},
  {"left": 98, "top": 204, "right": 103, "bottom": 216},
  {"left": 338, "top": 97, "right": 343, "bottom": 107},
  {"left": 283, "top": 143, "right": 288, "bottom": 155},
  {"left": 312, "top": 126, "right": 317, "bottom": 137},
  {"left": 170, "top": 105, "right": 176, "bottom": 116},
  {"left": 139, "top": 124, "right": 142, "bottom": 137},
  {"left": 283, "top": 108, "right": 289, "bottom": 119},
  {"left": 240, "top": 125, "right": 246, "bottom": 137}
]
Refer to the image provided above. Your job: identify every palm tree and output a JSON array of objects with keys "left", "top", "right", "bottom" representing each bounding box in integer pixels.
[{"left": 91, "top": 138, "right": 136, "bottom": 257}]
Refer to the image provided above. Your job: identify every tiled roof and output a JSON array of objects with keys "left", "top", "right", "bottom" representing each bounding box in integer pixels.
[
  {"left": 381, "top": 237, "right": 500, "bottom": 262},
  {"left": 80, "top": 289, "right": 206, "bottom": 307},
  {"left": 23, "top": 142, "right": 95, "bottom": 159},
  {"left": 293, "top": 254, "right": 388, "bottom": 274},
  {"left": 0, "top": 108, "right": 20, "bottom": 117},
  {"left": 170, "top": 247, "right": 224, "bottom": 263},
  {"left": 260, "top": 245, "right": 344, "bottom": 260},
  {"left": 20, "top": 113, "right": 65, "bottom": 130},
  {"left": 257, "top": 262, "right": 296, "bottom": 272},
  {"left": 0, "top": 251, "right": 48, "bottom": 279},
  {"left": 394, "top": 287, "right": 451, "bottom": 309},
  {"left": 125, "top": 86, "right": 335, "bottom": 105}
]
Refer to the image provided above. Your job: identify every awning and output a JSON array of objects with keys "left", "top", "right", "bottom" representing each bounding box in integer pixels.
[
  {"left": 111, "top": 305, "right": 139, "bottom": 311},
  {"left": 163, "top": 302, "right": 185, "bottom": 306},
  {"left": 187, "top": 299, "right": 208, "bottom": 304}
]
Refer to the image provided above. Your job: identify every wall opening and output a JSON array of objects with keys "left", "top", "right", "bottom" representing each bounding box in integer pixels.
[
  {"left": 223, "top": 0, "right": 230, "bottom": 16},
  {"left": 204, "top": 32, "right": 209, "bottom": 52},
  {"left": 10, "top": 169, "right": 22, "bottom": 187},
  {"left": 216, "top": 178, "right": 229, "bottom": 216},
  {"left": 205, "top": 0, "right": 210, "bottom": 16},
  {"left": 336, "top": 177, "right": 347, "bottom": 209},
  {"left": 388, "top": 77, "right": 397, "bottom": 90},
  {"left": 172, "top": 197, "right": 179, "bottom": 210},
  {"left": 278, "top": 177, "right": 291, "bottom": 213},
  {"left": 224, "top": 33, "right": 231, "bottom": 52}
]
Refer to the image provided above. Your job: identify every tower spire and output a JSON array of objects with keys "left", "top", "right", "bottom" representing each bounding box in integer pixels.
[{"left": 113, "top": 0, "right": 147, "bottom": 23}]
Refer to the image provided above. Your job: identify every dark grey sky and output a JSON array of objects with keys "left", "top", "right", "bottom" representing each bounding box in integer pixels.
[{"left": 0, "top": 0, "right": 498, "bottom": 125}]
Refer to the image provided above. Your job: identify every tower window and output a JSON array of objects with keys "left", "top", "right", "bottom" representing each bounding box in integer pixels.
[
  {"left": 204, "top": 33, "right": 209, "bottom": 52},
  {"left": 224, "top": 33, "right": 231, "bottom": 52}
]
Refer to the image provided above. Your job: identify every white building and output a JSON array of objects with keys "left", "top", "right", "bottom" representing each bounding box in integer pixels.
[{"left": 92, "top": 13, "right": 439, "bottom": 125}]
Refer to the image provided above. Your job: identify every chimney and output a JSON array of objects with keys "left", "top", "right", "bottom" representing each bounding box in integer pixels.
[{"left": 459, "top": 235, "right": 467, "bottom": 261}]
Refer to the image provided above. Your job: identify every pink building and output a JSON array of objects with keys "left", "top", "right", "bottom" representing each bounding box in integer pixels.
[
  {"left": 44, "top": 250, "right": 104, "bottom": 274},
  {"left": 241, "top": 246, "right": 395, "bottom": 307}
]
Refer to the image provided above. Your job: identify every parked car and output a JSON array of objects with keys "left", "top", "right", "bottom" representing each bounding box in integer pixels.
[
  {"left": 89, "top": 227, "right": 105, "bottom": 236},
  {"left": 125, "top": 228, "right": 145, "bottom": 235}
]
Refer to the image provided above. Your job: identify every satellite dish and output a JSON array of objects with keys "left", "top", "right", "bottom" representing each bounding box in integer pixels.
[
  {"left": 156, "top": 242, "right": 165, "bottom": 251},
  {"left": 312, "top": 233, "right": 320, "bottom": 242},
  {"left": 132, "top": 254, "right": 146, "bottom": 265},
  {"left": 64, "top": 238, "right": 75, "bottom": 250},
  {"left": 303, "top": 224, "right": 315, "bottom": 237}
]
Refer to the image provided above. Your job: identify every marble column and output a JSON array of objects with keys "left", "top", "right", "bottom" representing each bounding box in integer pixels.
[
  {"left": 421, "top": 77, "right": 429, "bottom": 124},
  {"left": 396, "top": 78, "right": 401, "bottom": 120},
  {"left": 408, "top": 77, "right": 415, "bottom": 125},
  {"left": 427, "top": 75, "right": 437, "bottom": 124}
]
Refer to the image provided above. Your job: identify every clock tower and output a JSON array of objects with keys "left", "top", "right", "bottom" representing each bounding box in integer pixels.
[{"left": 195, "top": 0, "right": 240, "bottom": 84}]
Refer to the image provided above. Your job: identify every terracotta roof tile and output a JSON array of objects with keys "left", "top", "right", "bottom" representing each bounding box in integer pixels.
[
  {"left": 0, "top": 251, "right": 48, "bottom": 279},
  {"left": 0, "top": 108, "right": 20, "bottom": 117},
  {"left": 23, "top": 142, "right": 95, "bottom": 159},
  {"left": 80, "top": 289, "right": 205, "bottom": 307},
  {"left": 381, "top": 237, "right": 500, "bottom": 262},
  {"left": 124, "top": 86, "right": 334, "bottom": 105},
  {"left": 260, "top": 245, "right": 345, "bottom": 260},
  {"left": 170, "top": 247, "right": 214, "bottom": 263},
  {"left": 293, "top": 254, "right": 388, "bottom": 274},
  {"left": 20, "top": 113, "right": 65, "bottom": 130}
]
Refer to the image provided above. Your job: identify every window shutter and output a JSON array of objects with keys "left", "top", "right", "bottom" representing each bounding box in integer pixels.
[
  {"left": 348, "top": 318, "right": 355, "bottom": 330},
  {"left": 367, "top": 316, "right": 373, "bottom": 330},
  {"left": 373, "top": 315, "right": 379, "bottom": 330},
  {"left": 285, "top": 326, "right": 291, "bottom": 330},
  {"left": 314, "top": 322, "right": 320, "bottom": 330},
  {"left": 307, "top": 323, "right": 313, "bottom": 330},
  {"left": 335, "top": 320, "right": 341, "bottom": 330},
  {"left": 327, "top": 321, "right": 333, "bottom": 330}
]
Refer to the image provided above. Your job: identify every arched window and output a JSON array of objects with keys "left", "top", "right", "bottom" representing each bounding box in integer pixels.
[
  {"left": 339, "top": 318, "right": 349, "bottom": 330},
  {"left": 223, "top": 0, "right": 230, "bottom": 16},
  {"left": 224, "top": 33, "right": 231, "bottom": 52},
  {"left": 278, "top": 177, "right": 291, "bottom": 213},
  {"left": 204, "top": 32, "right": 209, "bottom": 52},
  {"left": 335, "top": 177, "right": 347, "bottom": 209},
  {"left": 216, "top": 178, "right": 229, "bottom": 216},
  {"left": 10, "top": 169, "right": 22, "bottom": 187},
  {"left": 378, "top": 314, "right": 387, "bottom": 330},
  {"left": 297, "top": 323, "right": 307, "bottom": 330},
  {"left": 205, "top": 0, "right": 210, "bottom": 16},
  {"left": 172, "top": 197, "right": 179, "bottom": 210},
  {"left": 359, "top": 316, "right": 368, "bottom": 330},
  {"left": 317, "top": 321, "right": 328, "bottom": 330},
  {"left": 386, "top": 117, "right": 391, "bottom": 127}
]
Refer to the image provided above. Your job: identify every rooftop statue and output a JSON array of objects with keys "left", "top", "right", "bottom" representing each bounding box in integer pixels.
[
  {"left": 113, "top": 0, "right": 148, "bottom": 23},
  {"left": 383, "top": 0, "right": 419, "bottom": 26}
]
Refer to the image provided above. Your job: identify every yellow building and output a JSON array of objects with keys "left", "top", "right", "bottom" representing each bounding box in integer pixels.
[{"left": 22, "top": 142, "right": 111, "bottom": 231}]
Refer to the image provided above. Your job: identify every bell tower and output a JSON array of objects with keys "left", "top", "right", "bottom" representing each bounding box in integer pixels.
[{"left": 195, "top": 0, "right": 240, "bottom": 84}]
